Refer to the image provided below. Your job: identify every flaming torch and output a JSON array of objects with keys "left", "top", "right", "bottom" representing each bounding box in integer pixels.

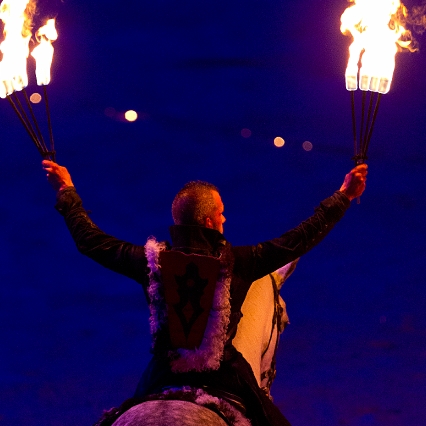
[
  {"left": 340, "top": 0, "right": 414, "bottom": 164},
  {"left": 0, "top": 0, "right": 57, "bottom": 160},
  {"left": 31, "top": 18, "right": 58, "bottom": 161}
]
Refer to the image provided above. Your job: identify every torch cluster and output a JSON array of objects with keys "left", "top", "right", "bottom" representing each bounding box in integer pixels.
[
  {"left": 0, "top": 0, "right": 57, "bottom": 160},
  {"left": 340, "top": 0, "right": 415, "bottom": 164}
]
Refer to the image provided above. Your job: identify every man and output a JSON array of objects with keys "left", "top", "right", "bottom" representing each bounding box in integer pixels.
[{"left": 42, "top": 160, "right": 367, "bottom": 426}]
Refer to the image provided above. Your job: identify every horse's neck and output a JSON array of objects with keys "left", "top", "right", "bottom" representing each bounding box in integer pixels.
[
  {"left": 232, "top": 261, "right": 297, "bottom": 388},
  {"left": 232, "top": 274, "right": 276, "bottom": 384}
]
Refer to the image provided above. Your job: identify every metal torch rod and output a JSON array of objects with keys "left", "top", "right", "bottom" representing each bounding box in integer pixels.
[
  {"left": 362, "top": 92, "right": 382, "bottom": 159},
  {"left": 11, "top": 92, "right": 41, "bottom": 150},
  {"left": 359, "top": 90, "right": 366, "bottom": 156},
  {"left": 351, "top": 91, "right": 357, "bottom": 165},
  {"left": 360, "top": 91, "right": 375, "bottom": 160},
  {"left": 22, "top": 88, "right": 48, "bottom": 153},
  {"left": 6, "top": 95, "right": 45, "bottom": 157},
  {"left": 43, "top": 85, "right": 55, "bottom": 162}
]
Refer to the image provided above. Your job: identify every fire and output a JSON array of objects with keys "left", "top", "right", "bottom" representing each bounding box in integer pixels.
[
  {"left": 0, "top": 0, "right": 58, "bottom": 160},
  {"left": 0, "top": 0, "right": 57, "bottom": 97},
  {"left": 31, "top": 19, "right": 57, "bottom": 86},
  {"left": 0, "top": 0, "right": 33, "bottom": 98},
  {"left": 341, "top": 0, "right": 413, "bottom": 94}
]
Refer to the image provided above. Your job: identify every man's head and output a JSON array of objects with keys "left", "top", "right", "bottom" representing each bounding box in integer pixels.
[{"left": 172, "top": 181, "right": 226, "bottom": 233}]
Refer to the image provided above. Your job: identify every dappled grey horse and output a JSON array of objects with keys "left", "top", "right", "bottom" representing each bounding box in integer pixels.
[{"left": 100, "top": 261, "right": 298, "bottom": 426}]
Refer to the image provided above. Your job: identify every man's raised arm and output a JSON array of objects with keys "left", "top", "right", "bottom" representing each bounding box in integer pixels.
[
  {"left": 42, "top": 160, "right": 149, "bottom": 286},
  {"left": 233, "top": 163, "right": 368, "bottom": 283}
]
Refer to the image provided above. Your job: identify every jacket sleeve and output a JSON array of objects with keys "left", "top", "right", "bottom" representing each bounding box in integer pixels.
[
  {"left": 55, "top": 187, "right": 149, "bottom": 287},
  {"left": 232, "top": 191, "right": 351, "bottom": 283}
]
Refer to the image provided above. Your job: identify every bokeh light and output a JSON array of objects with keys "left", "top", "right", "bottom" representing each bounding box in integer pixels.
[
  {"left": 30, "top": 93, "right": 42, "bottom": 104},
  {"left": 302, "top": 141, "right": 313, "bottom": 151},
  {"left": 241, "top": 128, "right": 252, "bottom": 138},
  {"left": 125, "top": 110, "right": 138, "bottom": 122},
  {"left": 274, "top": 137, "right": 285, "bottom": 147}
]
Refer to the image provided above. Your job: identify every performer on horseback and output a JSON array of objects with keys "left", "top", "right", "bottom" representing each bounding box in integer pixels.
[{"left": 42, "top": 160, "right": 367, "bottom": 426}]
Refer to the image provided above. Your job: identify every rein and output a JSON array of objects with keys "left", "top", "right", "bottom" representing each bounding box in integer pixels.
[{"left": 260, "top": 273, "right": 284, "bottom": 399}]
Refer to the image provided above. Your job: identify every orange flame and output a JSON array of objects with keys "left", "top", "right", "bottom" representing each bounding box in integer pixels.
[
  {"left": 341, "top": 0, "right": 413, "bottom": 94},
  {"left": 0, "top": 0, "right": 34, "bottom": 98},
  {"left": 31, "top": 19, "right": 57, "bottom": 86}
]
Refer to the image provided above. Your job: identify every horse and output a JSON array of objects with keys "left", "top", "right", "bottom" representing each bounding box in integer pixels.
[
  {"left": 232, "top": 259, "right": 298, "bottom": 396},
  {"left": 97, "top": 260, "right": 298, "bottom": 426}
]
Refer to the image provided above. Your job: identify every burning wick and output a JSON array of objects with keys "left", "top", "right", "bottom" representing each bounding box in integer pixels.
[
  {"left": 0, "top": 0, "right": 57, "bottom": 160},
  {"left": 340, "top": 0, "right": 415, "bottom": 165},
  {"left": 31, "top": 19, "right": 57, "bottom": 86}
]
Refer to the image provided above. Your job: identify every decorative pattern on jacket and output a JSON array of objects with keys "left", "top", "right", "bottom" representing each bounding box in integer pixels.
[{"left": 145, "top": 237, "right": 233, "bottom": 372}]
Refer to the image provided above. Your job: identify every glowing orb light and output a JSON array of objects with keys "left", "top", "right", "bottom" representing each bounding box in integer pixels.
[
  {"left": 274, "top": 137, "right": 285, "bottom": 147},
  {"left": 125, "top": 110, "right": 138, "bottom": 122},
  {"left": 241, "top": 128, "right": 252, "bottom": 138},
  {"left": 29, "top": 92, "right": 41, "bottom": 103},
  {"left": 302, "top": 141, "right": 313, "bottom": 151}
]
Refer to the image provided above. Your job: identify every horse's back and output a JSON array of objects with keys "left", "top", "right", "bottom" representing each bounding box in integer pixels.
[{"left": 112, "top": 400, "right": 229, "bottom": 426}]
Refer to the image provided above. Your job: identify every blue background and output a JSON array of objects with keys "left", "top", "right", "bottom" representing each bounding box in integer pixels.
[{"left": 1, "top": 0, "right": 425, "bottom": 424}]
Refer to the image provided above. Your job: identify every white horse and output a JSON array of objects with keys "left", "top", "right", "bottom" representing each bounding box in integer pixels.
[
  {"left": 233, "top": 259, "right": 298, "bottom": 396},
  {"left": 97, "top": 260, "right": 298, "bottom": 426}
]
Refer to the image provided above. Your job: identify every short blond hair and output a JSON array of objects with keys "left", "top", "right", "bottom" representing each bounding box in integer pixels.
[{"left": 172, "top": 181, "right": 219, "bottom": 226}]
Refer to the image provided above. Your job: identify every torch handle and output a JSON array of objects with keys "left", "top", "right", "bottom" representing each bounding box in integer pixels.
[
  {"left": 7, "top": 96, "right": 45, "bottom": 157},
  {"left": 43, "top": 85, "right": 55, "bottom": 162}
]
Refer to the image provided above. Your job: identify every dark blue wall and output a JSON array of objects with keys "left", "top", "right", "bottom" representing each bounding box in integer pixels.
[{"left": 1, "top": 1, "right": 425, "bottom": 424}]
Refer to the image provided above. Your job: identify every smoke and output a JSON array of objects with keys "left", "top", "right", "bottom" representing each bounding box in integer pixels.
[
  {"left": 406, "top": 3, "right": 426, "bottom": 34},
  {"left": 392, "top": 2, "right": 426, "bottom": 52}
]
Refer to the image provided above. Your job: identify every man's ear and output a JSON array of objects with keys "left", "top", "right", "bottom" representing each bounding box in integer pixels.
[{"left": 204, "top": 217, "right": 213, "bottom": 229}]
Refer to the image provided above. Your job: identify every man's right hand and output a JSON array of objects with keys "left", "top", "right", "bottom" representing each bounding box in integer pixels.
[
  {"left": 42, "top": 160, "right": 74, "bottom": 192},
  {"left": 339, "top": 164, "right": 368, "bottom": 201}
]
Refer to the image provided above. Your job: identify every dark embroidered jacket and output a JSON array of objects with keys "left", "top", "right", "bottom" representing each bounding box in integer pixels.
[{"left": 55, "top": 188, "right": 350, "bottom": 426}]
